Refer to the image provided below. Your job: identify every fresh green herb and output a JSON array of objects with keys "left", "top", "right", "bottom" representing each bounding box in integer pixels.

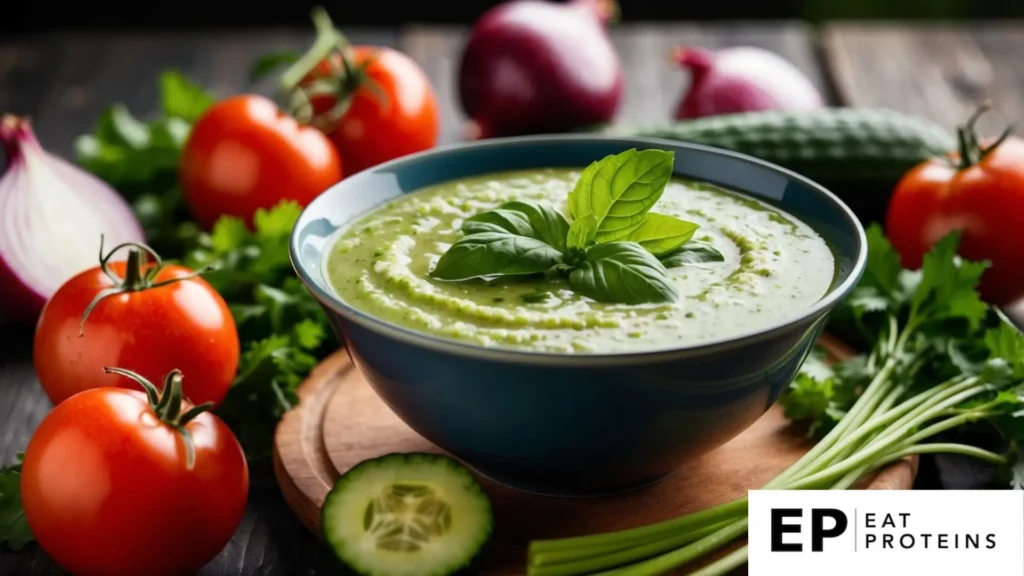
[
  {"left": 75, "top": 70, "right": 215, "bottom": 257},
  {"left": 659, "top": 241, "right": 725, "bottom": 267},
  {"left": 430, "top": 232, "right": 565, "bottom": 282},
  {"left": 0, "top": 455, "right": 32, "bottom": 551},
  {"left": 566, "top": 214, "right": 598, "bottom": 252},
  {"left": 526, "top": 226, "right": 1024, "bottom": 576},
  {"left": 568, "top": 243, "right": 678, "bottom": 305},
  {"left": 621, "top": 212, "right": 699, "bottom": 257},
  {"left": 464, "top": 200, "right": 571, "bottom": 253},
  {"left": 432, "top": 149, "right": 705, "bottom": 304},
  {"left": 183, "top": 202, "right": 332, "bottom": 457},
  {"left": 568, "top": 149, "right": 675, "bottom": 242}
]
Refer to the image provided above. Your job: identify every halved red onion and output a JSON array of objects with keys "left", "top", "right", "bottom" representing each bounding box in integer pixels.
[{"left": 0, "top": 116, "right": 144, "bottom": 323}]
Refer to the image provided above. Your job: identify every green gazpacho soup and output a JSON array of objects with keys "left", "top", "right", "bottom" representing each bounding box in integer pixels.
[{"left": 325, "top": 168, "right": 835, "bottom": 353}]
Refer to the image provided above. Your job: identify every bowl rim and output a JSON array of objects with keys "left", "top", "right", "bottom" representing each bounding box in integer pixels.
[{"left": 290, "top": 133, "right": 867, "bottom": 367}]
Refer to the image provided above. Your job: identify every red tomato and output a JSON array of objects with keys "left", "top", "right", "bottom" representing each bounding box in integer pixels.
[
  {"left": 305, "top": 47, "right": 439, "bottom": 175},
  {"left": 179, "top": 94, "right": 343, "bottom": 228},
  {"left": 34, "top": 247, "right": 239, "bottom": 406},
  {"left": 886, "top": 109, "right": 1024, "bottom": 305},
  {"left": 21, "top": 370, "right": 249, "bottom": 576}
]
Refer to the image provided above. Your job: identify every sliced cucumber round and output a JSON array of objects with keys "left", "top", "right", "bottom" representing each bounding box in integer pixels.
[{"left": 321, "top": 453, "right": 494, "bottom": 576}]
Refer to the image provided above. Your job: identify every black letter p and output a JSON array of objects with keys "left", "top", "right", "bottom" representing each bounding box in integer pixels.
[{"left": 811, "top": 509, "right": 848, "bottom": 552}]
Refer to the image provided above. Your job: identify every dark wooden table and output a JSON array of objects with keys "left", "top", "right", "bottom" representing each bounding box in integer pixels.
[{"left": 2, "top": 21, "right": 1023, "bottom": 576}]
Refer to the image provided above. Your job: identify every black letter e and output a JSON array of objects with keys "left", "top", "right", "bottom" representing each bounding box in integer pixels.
[{"left": 771, "top": 509, "right": 803, "bottom": 552}]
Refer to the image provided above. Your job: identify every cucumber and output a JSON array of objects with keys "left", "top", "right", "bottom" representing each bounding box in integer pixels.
[
  {"left": 321, "top": 453, "right": 494, "bottom": 576},
  {"left": 615, "top": 108, "right": 957, "bottom": 223}
]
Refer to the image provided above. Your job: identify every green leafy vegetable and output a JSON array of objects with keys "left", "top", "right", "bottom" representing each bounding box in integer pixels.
[
  {"left": 568, "top": 243, "right": 677, "bottom": 304},
  {"left": 528, "top": 225, "right": 1024, "bottom": 576},
  {"left": 568, "top": 149, "right": 675, "bottom": 242},
  {"left": 463, "top": 209, "right": 536, "bottom": 238},
  {"left": 430, "top": 233, "right": 564, "bottom": 282},
  {"left": 461, "top": 200, "right": 571, "bottom": 253},
  {"left": 0, "top": 456, "right": 32, "bottom": 552},
  {"left": 75, "top": 70, "right": 215, "bottom": 256},
  {"left": 624, "top": 212, "right": 699, "bottom": 256},
  {"left": 659, "top": 241, "right": 725, "bottom": 268},
  {"left": 498, "top": 200, "right": 571, "bottom": 252},
  {"left": 183, "top": 202, "right": 332, "bottom": 456},
  {"left": 566, "top": 214, "right": 597, "bottom": 252},
  {"left": 160, "top": 70, "right": 217, "bottom": 122}
]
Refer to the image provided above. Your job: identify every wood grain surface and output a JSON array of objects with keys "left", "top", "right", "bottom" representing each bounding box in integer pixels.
[
  {"left": 273, "top": 336, "right": 916, "bottom": 575},
  {"left": 822, "top": 23, "right": 1024, "bottom": 131},
  {"left": 1, "top": 21, "right": 1022, "bottom": 576}
]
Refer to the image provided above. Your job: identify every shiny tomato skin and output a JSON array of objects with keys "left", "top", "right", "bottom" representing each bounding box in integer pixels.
[
  {"left": 886, "top": 137, "right": 1024, "bottom": 305},
  {"left": 21, "top": 387, "right": 249, "bottom": 576},
  {"left": 309, "top": 47, "right": 439, "bottom": 175},
  {"left": 179, "top": 94, "right": 343, "bottom": 228},
  {"left": 33, "top": 261, "right": 239, "bottom": 407}
]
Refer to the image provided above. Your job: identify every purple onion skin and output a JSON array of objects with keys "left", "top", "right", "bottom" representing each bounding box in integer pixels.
[
  {"left": 458, "top": 0, "right": 624, "bottom": 138},
  {"left": 673, "top": 46, "right": 824, "bottom": 120}
]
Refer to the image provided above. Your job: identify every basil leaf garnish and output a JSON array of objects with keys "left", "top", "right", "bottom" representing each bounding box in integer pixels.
[
  {"left": 430, "top": 232, "right": 563, "bottom": 281},
  {"left": 566, "top": 214, "right": 598, "bottom": 251},
  {"left": 463, "top": 200, "right": 570, "bottom": 252},
  {"left": 624, "top": 213, "right": 700, "bottom": 257},
  {"left": 568, "top": 242, "right": 678, "bottom": 304},
  {"left": 463, "top": 209, "right": 535, "bottom": 237},
  {"left": 568, "top": 149, "right": 675, "bottom": 243},
  {"left": 498, "top": 200, "right": 570, "bottom": 252},
  {"left": 660, "top": 241, "right": 726, "bottom": 268}
]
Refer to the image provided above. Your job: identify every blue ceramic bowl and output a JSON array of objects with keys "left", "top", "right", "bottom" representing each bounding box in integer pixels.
[{"left": 290, "top": 136, "right": 866, "bottom": 496}]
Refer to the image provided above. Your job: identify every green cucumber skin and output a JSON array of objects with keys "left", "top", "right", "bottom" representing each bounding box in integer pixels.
[
  {"left": 619, "top": 108, "right": 957, "bottom": 223},
  {"left": 321, "top": 452, "right": 494, "bottom": 576}
]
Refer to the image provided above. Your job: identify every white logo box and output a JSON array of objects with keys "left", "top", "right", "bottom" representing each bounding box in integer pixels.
[{"left": 748, "top": 490, "right": 1024, "bottom": 575}]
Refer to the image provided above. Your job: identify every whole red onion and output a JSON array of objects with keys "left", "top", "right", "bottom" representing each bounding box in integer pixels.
[
  {"left": 458, "top": 0, "right": 624, "bottom": 139},
  {"left": 673, "top": 46, "right": 824, "bottom": 120}
]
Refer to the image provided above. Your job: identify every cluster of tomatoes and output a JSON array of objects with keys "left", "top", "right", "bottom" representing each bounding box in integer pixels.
[
  {"left": 24, "top": 245, "right": 247, "bottom": 576},
  {"left": 179, "top": 44, "right": 438, "bottom": 228}
]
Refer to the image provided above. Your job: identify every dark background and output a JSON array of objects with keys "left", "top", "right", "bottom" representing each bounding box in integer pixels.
[{"left": 3, "top": 0, "right": 1024, "bottom": 35}]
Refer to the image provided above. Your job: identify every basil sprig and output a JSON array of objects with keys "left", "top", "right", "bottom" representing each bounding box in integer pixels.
[{"left": 430, "top": 149, "right": 724, "bottom": 304}]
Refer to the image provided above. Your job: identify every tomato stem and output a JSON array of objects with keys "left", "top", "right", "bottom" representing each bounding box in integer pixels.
[
  {"left": 278, "top": 7, "right": 388, "bottom": 131},
  {"left": 78, "top": 236, "right": 214, "bottom": 337},
  {"left": 280, "top": 7, "right": 347, "bottom": 94},
  {"left": 103, "top": 367, "right": 214, "bottom": 470},
  {"left": 956, "top": 101, "right": 1015, "bottom": 170}
]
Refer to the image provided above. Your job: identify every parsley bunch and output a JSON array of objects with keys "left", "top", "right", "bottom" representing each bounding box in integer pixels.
[
  {"left": 526, "top": 226, "right": 1024, "bottom": 576},
  {"left": 184, "top": 203, "right": 332, "bottom": 456}
]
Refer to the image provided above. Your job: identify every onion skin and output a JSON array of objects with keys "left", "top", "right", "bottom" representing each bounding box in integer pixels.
[
  {"left": 673, "top": 46, "right": 824, "bottom": 120},
  {"left": 0, "top": 116, "right": 145, "bottom": 324},
  {"left": 458, "top": 0, "right": 624, "bottom": 138}
]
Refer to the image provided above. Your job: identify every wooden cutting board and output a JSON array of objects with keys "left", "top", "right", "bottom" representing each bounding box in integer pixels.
[{"left": 273, "top": 335, "right": 916, "bottom": 574}]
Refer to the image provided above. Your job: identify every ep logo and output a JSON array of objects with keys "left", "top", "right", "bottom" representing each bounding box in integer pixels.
[
  {"left": 770, "top": 508, "right": 848, "bottom": 552},
  {"left": 749, "top": 490, "right": 1024, "bottom": 575}
]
